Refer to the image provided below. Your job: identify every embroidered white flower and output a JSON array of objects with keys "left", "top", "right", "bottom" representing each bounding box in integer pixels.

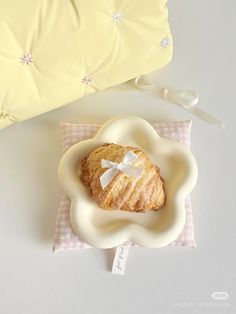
[
  {"left": 20, "top": 53, "right": 33, "bottom": 65},
  {"left": 112, "top": 12, "right": 123, "bottom": 23},
  {"left": 81, "top": 75, "right": 93, "bottom": 85},
  {"left": 160, "top": 37, "right": 170, "bottom": 48}
]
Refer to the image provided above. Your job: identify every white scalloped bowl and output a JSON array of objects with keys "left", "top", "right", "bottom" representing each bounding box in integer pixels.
[{"left": 58, "top": 116, "right": 198, "bottom": 248}]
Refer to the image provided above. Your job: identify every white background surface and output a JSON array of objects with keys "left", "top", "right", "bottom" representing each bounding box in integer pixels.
[{"left": 0, "top": 1, "right": 235, "bottom": 313}]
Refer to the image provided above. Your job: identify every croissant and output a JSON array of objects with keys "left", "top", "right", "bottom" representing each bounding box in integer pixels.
[{"left": 80, "top": 143, "right": 165, "bottom": 212}]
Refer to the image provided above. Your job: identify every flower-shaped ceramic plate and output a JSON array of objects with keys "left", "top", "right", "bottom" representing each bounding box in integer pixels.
[{"left": 58, "top": 116, "right": 198, "bottom": 248}]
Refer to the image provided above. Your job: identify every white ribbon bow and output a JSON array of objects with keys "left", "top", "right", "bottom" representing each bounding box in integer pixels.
[
  {"left": 134, "top": 76, "right": 224, "bottom": 128},
  {"left": 100, "top": 151, "right": 142, "bottom": 189}
]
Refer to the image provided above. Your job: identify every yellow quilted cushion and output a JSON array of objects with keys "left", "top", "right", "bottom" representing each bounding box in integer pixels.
[{"left": 0, "top": 0, "right": 172, "bottom": 129}]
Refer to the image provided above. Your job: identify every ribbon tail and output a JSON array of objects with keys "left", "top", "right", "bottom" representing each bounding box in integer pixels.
[
  {"left": 100, "top": 168, "right": 118, "bottom": 189},
  {"left": 168, "top": 89, "right": 225, "bottom": 128},
  {"left": 122, "top": 151, "right": 137, "bottom": 164},
  {"left": 186, "top": 106, "right": 225, "bottom": 128}
]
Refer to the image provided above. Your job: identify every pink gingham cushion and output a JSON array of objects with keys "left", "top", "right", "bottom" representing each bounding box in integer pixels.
[{"left": 53, "top": 120, "right": 196, "bottom": 252}]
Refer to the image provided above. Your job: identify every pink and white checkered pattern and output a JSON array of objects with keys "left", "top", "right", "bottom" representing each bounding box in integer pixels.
[{"left": 53, "top": 120, "right": 196, "bottom": 252}]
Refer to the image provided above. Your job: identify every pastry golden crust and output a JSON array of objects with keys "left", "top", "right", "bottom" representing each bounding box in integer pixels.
[{"left": 80, "top": 143, "right": 165, "bottom": 212}]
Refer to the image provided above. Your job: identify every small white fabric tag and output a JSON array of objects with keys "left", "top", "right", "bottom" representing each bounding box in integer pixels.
[{"left": 112, "top": 244, "right": 130, "bottom": 276}]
